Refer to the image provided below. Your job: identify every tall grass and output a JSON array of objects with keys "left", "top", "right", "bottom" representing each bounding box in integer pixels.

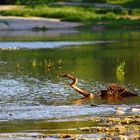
[{"left": 0, "top": 5, "right": 117, "bottom": 21}]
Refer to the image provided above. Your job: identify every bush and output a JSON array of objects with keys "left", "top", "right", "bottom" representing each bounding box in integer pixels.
[
  {"left": 131, "top": 9, "right": 140, "bottom": 16},
  {"left": 106, "top": 12, "right": 117, "bottom": 19},
  {"left": 121, "top": 9, "right": 129, "bottom": 16}
]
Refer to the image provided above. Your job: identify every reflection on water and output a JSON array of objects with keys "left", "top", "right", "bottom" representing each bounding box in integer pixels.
[
  {"left": 0, "top": 105, "right": 114, "bottom": 120},
  {"left": 1, "top": 104, "right": 140, "bottom": 120},
  {"left": 0, "top": 41, "right": 115, "bottom": 49},
  {"left": 0, "top": 29, "right": 140, "bottom": 139},
  {"left": 0, "top": 29, "right": 79, "bottom": 41}
]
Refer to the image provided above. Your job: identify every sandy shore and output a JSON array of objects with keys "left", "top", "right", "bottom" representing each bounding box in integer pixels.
[{"left": 0, "top": 16, "right": 82, "bottom": 30}]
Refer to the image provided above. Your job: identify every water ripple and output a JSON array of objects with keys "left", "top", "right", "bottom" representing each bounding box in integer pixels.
[
  {"left": 0, "top": 41, "right": 116, "bottom": 49},
  {"left": 0, "top": 104, "right": 139, "bottom": 121}
]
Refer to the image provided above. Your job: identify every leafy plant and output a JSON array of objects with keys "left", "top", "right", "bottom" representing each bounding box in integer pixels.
[
  {"left": 131, "top": 9, "right": 140, "bottom": 16},
  {"left": 116, "top": 61, "right": 125, "bottom": 82}
]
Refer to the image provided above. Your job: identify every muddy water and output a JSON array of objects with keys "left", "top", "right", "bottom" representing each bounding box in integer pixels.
[{"left": 0, "top": 29, "right": 140, "bottom": 139}]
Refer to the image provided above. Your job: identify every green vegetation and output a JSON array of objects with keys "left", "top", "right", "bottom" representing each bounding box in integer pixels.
[
  {"left": 1, "top": 0, "right": 140, "bottom": 8},
  {"left": 0, "top": 0, "right": 139, "bottom": 29},
  {"left": 0, "top": 5, "right": 140, "bottom": 29},
  {"left": 0, "top": 0, "right": 108, "bottom": 5},
  {"left": 0, "top": 5, "right": 96, "bottom": 21},
  {"left": 116, "top": 61, "right": 125, "bottom": 82},
  {"left": 108, "top": 0, "right": 140, "bottom": 8}
]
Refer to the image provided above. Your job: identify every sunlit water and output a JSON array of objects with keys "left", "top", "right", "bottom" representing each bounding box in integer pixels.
[
  {"left": 0, "top": 29, "right": 140, "bottom": 139},
  {"left": 0, "top": 41, "right": 115, "bottom": 49}
]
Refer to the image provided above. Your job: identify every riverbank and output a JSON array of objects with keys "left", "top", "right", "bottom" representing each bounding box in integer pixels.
[
  {"left": 0, "top": 5, "right": 140, "bottom": 31},
  {"left": 0, "top": 16, "right": 139, "bottom": 32},
  {"left": 0, "top": 16, "right": 81, "bottom": 31},
  {"left": 0, "top": 114, "right": 140, "bottom": 139}
]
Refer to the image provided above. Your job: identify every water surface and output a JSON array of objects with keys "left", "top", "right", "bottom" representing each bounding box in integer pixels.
[{"left": 0, "top": 29, "right": 140, "bottom": 139}]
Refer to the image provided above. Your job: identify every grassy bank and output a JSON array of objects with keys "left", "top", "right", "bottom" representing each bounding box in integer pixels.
[
  {"left": 108, "top": 0, "right": 140, "bottom": 8},
  {"left": 0, "top": 4, "right": 139, "bottom": 29}
]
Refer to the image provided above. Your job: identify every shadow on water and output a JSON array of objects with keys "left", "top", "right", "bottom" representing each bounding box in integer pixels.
[{"left": 0, "top": 29, "right": 140, "bottom": 139}]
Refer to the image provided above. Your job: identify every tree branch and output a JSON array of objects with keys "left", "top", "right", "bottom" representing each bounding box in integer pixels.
[{"left": 59, "top": 73, "right": 94, "bottom": 98}]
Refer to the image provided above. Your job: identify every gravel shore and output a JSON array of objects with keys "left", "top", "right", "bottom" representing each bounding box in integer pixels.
[{"left": 0, "top": 16, "right": 81, "bottom": 30}]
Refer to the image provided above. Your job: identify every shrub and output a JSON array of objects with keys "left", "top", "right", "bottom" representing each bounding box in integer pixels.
[
  {"left": 121, "top": 9, "right": 129, "bottom": 16},
  {"left": 106, "top": 12, "right": 117, "bottom": 19},
  {"left": 131, "top": 9, "right": 140, "bottom": 16}
]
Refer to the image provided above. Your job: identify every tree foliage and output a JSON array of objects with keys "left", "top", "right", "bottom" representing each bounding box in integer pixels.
[
  {"left": 0, "top": 0, "right": 107, "bottom": 5},
  {"left": 0, "top": 0, "right": 15, "bottom": 4}
]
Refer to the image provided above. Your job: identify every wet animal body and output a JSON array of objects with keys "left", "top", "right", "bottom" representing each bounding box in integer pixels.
[{"left": 59, "top": 73, "right": 138, "bottom": 99}]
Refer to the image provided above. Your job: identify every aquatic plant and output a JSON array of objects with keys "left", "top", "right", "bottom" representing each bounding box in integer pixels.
[
  {"left": 16, "top": 63, "right": 20, "bottom": 71},
  {"left": 44, "top": 59, "right": 54, "bottom": 71},
  {"left": 58, "top": 58, "right": 62, "bottom": 68},
  {"left": 32, "top": 59, "right": 37, "bottom": 67},
  {"left": 47, "top": 59, "right": 51, "bottom": 69},
  {"left": 116, "top": 61, "right": 125, "bottom": 82}
]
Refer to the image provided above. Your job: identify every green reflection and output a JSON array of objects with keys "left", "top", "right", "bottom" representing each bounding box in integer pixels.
[
  {"left": 1, "top": 36, "right": 140, "bottom": 85},
  {"left": 0, "top": 29, "right": 140, "bottom": 139},
  {"left": 0, "top": 120, "right": 96, "bottom": 134},
  {"left": 0, "top": 29, "right": 140, "bottom": 42}
]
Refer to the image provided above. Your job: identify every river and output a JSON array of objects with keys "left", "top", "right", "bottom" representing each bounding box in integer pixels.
[{"left": 0, "top": 29, "right": 140, "bottom": 139}]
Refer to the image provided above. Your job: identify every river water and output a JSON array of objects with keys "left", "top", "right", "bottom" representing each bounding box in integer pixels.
[{"left": 0, "top": 29, "right": 140, "bottom": 139}]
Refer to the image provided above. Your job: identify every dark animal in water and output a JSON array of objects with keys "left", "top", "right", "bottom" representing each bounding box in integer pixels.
[{"left": 59, "top": 73, "right": 138, "bottom": 99}]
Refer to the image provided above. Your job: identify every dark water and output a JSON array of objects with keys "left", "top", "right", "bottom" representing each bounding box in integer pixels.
[{"left": 0, "top": 29, "right": 140, "bottom": 139}]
